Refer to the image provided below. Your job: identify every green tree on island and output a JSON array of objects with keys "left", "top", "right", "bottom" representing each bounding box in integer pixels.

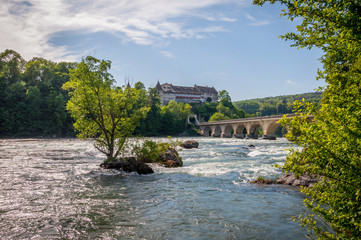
[
  {"left": 254, "top": 0, "right": 361, "bottom": 238},
  {"left": 63, "top": 56, "right": 149, "bottom": 162}
]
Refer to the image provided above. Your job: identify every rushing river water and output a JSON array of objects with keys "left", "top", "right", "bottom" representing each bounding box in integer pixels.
[{"left": 0, "top": 137, "right": 309, "bottom": 239}]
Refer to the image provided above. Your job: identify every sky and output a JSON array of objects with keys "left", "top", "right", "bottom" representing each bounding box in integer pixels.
[{"left": 0, "top": 0, "right": 325, "bottom": 101}]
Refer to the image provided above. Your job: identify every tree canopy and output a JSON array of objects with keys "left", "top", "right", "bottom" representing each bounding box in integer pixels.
[
  {"left": 63, "top": 56, "right": 149, "bottom": 162},
  {"left": 254, "top": 0, "right": 361, "bottom": 238},
  {"left": 0, "top": 49, "right": 76, "bottom": 137},
  {"left": 209, "top": 90, "right": 245, "bottom": 121}
]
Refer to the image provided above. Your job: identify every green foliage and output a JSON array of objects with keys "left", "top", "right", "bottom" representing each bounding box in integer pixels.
[
  {"left": 132, "top": 138, "right": 181, "bottom": 162},
  {"left": 209, "top": 112, "right": 229, "bottom": 121},
  {"left": 132, "top": 139, "right": 160, "bottom": 162},
  {"left": 190, "top": 102, "right": 218, "bottom": 122},
  {"left": 0, "top": 49, "right": 76, "bottom": 137},
  {"left": 0, "top": 49, "right": 25, "bottom": 85},
  {"left": 63, "top": 56, "right": 149, "bottom": 162},
  {"left": 218, "top": 90, "right": 231, "bottom": 102},
  {"left": 254, "top": 0, "right": 361, "bottom": 238},
  {"left": 134, "top": 81, "right": 145, "bottom": 90},
  {"left": 160, "top": 100, "right": 192, "bottom": 135},
  {"left": 209, "top": 90, "right": 245, "bottom": 121},
  {"left": 135, "top": 90, "right": 196, "bottom": 136},
  {"left": 134, "top": 87, "right": 162, "bottom": 136}
]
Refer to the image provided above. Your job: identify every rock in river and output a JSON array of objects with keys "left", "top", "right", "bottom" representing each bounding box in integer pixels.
[
  {"left": 180, "top": 140, "right": 199, "bottom": 149},
  {"left": 159, "top": 147, "right": 183, "bottom": 167},
  {"left": 275, "top": 173, "right": 319, "bottom": 187},
  {"left": 100, "top": 157, "right": 154, "bottom": 175}
]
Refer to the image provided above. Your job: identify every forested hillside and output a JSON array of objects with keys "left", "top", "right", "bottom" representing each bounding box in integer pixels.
[{"left": 233, "top": 92, "right": 322, "bottom": 116}]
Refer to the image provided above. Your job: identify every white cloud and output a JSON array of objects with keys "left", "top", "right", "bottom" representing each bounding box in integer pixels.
[
  {"left": 220, "top": 17, "right": 237, "bottom": 22},
  {"left": 245, "top": 13, "right": 270, "bottom": 26},
  {"left": 0, "top": 0, "right": 247, "bottom": 61},
  {"left": 160, "top": 51, "right": 174, "bottom": 58},
  {"left": 287, "top": 79, "right": 297, "bottom": 85},
  {"left": 245, "top": 14, "right": 256, "bottom": 21}
]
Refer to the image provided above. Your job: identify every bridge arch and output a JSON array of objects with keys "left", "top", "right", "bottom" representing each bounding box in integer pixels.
[
  {"left": 201, "top": 126, "right": 212, "bottom": 137},
  {"left": 261, "top": 120, "right": 281, "bottom": 140},
  {"left": 246, "top": 123, "right": 262, "bottom": 139},
  {"left": 263, "top": 122, "right": 279, "bottom": 136},
  {"left": 221, "top": 124, "right": 234, "bottom": 138},
  {"left": 212, "top": 125, "right": 222, "bottom": 137},
  {"left": 234, "top": 124, "right": 246, "bottom": 138}
]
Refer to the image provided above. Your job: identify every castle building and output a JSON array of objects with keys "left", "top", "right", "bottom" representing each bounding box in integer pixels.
[{"left": 156, "top": 81, "right": 218, "bottom": 105}]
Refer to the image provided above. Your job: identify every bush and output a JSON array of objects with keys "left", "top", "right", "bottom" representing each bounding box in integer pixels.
[{"left": 132, "top": 138, "right": 181, "bottom": 163}]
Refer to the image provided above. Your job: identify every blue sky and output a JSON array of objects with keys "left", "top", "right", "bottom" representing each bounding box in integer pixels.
[{"left": 1, "top": 0, "right": 324, "bottom": 101}]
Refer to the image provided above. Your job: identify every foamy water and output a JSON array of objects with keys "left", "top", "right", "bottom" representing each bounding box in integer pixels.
[
  {"left": 156, "top": 137, "right": 297, "bottom": 182},
  {"left": 0, "top": 137, "right": 309, "bottom": 239}
]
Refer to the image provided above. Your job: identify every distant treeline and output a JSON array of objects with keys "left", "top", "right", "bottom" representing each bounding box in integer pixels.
[{"left": 233, "top": 92, "right": 322, "bottom": 116}]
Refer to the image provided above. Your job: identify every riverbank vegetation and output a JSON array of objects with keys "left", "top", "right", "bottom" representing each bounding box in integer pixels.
[{"left": 255, "top": 0, "right": 361, "bottom": 238}]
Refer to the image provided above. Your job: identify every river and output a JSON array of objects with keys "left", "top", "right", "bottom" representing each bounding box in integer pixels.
[{"left": 0, "top": 137, "right": 309, "bottom": 239}]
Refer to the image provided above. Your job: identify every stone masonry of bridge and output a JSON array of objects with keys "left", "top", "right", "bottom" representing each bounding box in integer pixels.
[{"left": 197, "top": 115, "right": 295, "bottom": 140}]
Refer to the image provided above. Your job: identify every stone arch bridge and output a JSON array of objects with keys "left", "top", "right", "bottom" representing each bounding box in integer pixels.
[{"left": 197, "top": 114, "right": 296, "bottom": 140}]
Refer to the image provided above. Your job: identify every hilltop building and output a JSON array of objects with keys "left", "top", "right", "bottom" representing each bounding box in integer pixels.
[{"left": 156, "top": 81, "right": 218, "bottom": 105}]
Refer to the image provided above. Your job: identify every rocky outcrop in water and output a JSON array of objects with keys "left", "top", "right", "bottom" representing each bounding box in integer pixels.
[
  {"left": 100, "top": 157, "right": 154, "bottom": 175},
  {"left": 180, "top": 140, "right": 199, "bottom": 149},
  {"left": 275, "top": 173, "right": 319, "bottom": 187},
  {"left": 250, "top": 178, "right": 274, "bottom": 184},
  {"left": 250, "top": 173, "right": 319, "bottom": 187},
  {"left": 101, "top": 147, "right": 183, "bottom": 173},
  {"left": 137, "top": 147, "right": 183, "bottom": 168},
  {"left": 158, "top": 148, "right": 183, "bottom": 167}
]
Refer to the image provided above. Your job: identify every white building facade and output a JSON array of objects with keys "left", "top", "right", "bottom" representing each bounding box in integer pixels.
[{"left": 156, "top": 82, "right": 218, "bottom": 105}]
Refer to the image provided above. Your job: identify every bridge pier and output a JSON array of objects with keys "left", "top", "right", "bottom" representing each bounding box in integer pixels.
[
  {"left": 262, "top": 135, "right": 276, "bottom": 140},
  {"left": 246, "top": 134, "right": 258, "bottom": 139},
  {"left": 234, "top": 134, "right": 245, "bottom": 138}
]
